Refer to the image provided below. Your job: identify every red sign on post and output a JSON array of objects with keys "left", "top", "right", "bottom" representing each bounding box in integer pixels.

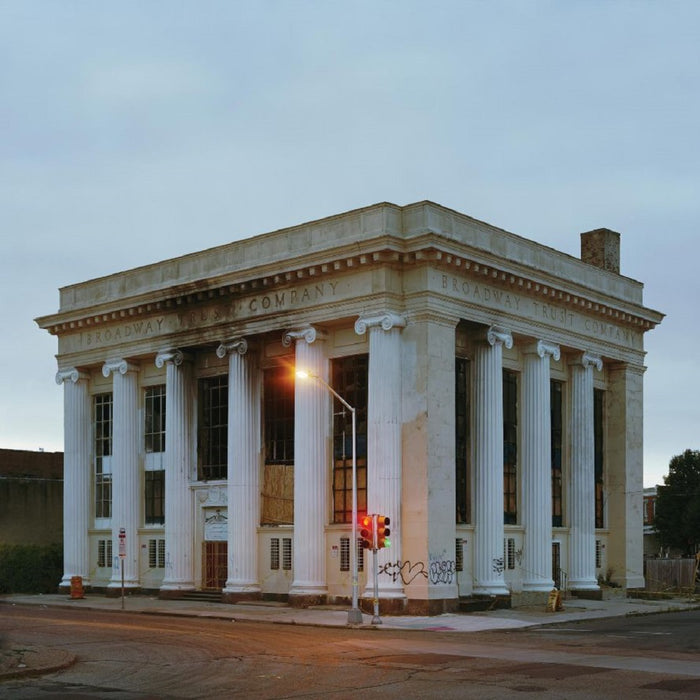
[{"left": 118, "top": 528, "right": 126, "bottom": 560}]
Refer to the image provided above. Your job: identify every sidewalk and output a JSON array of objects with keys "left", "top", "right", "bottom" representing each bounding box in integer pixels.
[
  {"left": 3, "top": 590, "right": 699, "bottom": 633},
  {"left": 2, "top": 592, "right": 699, "bottom": 681}
]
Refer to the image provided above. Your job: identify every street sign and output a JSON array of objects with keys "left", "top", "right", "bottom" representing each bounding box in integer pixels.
[{"left": 118, "top": 528, "right": 126, "bottom": 560}]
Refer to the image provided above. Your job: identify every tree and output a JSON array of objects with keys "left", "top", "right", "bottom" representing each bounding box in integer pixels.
[{"left": 654, "top": 449, "right": 700, "bottom": 555}]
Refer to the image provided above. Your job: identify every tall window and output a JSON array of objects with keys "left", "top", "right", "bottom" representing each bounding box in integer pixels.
[
  {"left": 551, "top": 380, "right": 563, "bottom": 527},
  {"left": 503, "top": 370, "right": 518, "bottom": 525},
  {"left": 145, "top": 470, "right": 165, "bottom": 524},
  {"left": 331, "top": 355, "right": 368, "bottom": 524},
  {"left": 198, "top": 375, "right": 228, "bottom": 480},
  {"left": 94, "top": 393, "right": 113, "bottom": 518},
  {"left": 455, "top": 357, "right": 470, "bottom": 523},
  {"left": 144, "top": 385, "right": 166, "bottom": 454},
  {"left": 594, "top": 388, "right": 605, "bottom": 528},
  {"left": 264, "top": 366, "right": 295, "bottom": 464}
]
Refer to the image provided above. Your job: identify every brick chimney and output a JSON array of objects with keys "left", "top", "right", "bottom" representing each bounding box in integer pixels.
[{"left": 580, "top": 228, "right": 620, "bottom": 274}]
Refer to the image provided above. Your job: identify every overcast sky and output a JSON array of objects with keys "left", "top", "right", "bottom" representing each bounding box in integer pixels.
[{"left": 1, "top": 2, "right": 698, "bottom": 487}]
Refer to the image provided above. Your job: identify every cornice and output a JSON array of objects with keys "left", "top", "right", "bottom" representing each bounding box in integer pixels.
[{"left": 36, "top": 238, "right": 663, "bottom": 338}]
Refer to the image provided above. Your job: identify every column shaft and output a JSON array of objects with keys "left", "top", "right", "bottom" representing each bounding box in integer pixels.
[
  {"left": 356, "top": 314, "right": 405, "bottom": 600},
  {"left": 569, "top": 352, "right": 602, "bottom": 591},
  {"left": 521, "top": 342, "right": 559, "bottom": 592},
  {"left": 103, "top": 359, "right": 141, "bottom": 588},
  {"left": 158, "top": 351, "right": 195, "bottom": 593},
  {"left": 473, "top": 327, "right": 511, "bottom": 596},
  {"left": 220, "top": 339, "right": 262, "bottom": 597},
  {"left": 285, "top": 328, "right": 329, "bottom": 602},
  {"left": 57, "top": 369, "right": 91, "bottom": 588}
]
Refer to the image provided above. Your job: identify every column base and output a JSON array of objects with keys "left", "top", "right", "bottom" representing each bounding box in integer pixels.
[
  {"left": 568, "top": 578, "right": 599, "bottom": 592},
  {"left": 521, "top": 579, "right": 555, "bottom": 593},
  {"left": 222, "top": 587, "right": 262, "bottom": 604},
  {"left": 158, "top": 585, "right": 196, "bottom": 600},
  {"left": 473, "top": 583, "right": 510, "bottom": 596},
  {"left": 105, "top": 583, "right": 140, "bottom": 597}
]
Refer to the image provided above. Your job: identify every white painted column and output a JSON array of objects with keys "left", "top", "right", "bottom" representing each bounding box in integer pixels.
[
  {"left": 355, "top": 312, "right": 406, "bottom": 601},
  {"left": 218, "top": 338, "right": 262, "bottom": 598},
  {"left": 569, "top": 351, "right": 602, "bottom": 591},
  {"left": 521, "top": 341, "right": 560, "bottom": 592},
  {"left": 103, "top": 358, "right": 141, "bottom": 589},
  {"left": 56, "top": 368, "right": 91, "bottom": 589},
  {"left": 283, "top": 326, "right": 329, "bottom": 603},
  {"left": 473, "top": 326, "right": 511, "bottom": 596},
  {"left": 156, "top": 350, "right": 195, "bottom": 594}
]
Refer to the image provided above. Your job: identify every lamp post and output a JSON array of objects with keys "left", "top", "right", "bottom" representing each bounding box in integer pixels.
[{"left": 296, "top": 370, "right": 363, "bottom": 625}]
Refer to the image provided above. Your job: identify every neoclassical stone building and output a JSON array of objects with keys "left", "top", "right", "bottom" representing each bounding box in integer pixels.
[{"left": 36, "top": 201, "right": 663, "bottom": 614}]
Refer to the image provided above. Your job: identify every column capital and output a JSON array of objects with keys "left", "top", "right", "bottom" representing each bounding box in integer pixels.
[
  {"left": 55, "top": 367, "right": 89, "bottom": 385},
  {"left": 570, "top": 351, "right": 603, "bottom": 371},
  {"left": 155, "top": 348, "right": 189, "bottom": 368},
  {"left": 354, "top": 312, "right": 406, "bottom": 336},
  {"left": 216, "top": 338, "right": 248, "bottom": 359},
  {"left": 102, "top": 358, "right": 139, "bottom": 378},
  {"left": 524, "top": 340, "right": 561, "bottom": 361},
  {"left": 282, "top": 325, "right": 326, "bottom": 347},
  {"left": 485, "top": 325, "right": 513, "bottom": 349}
]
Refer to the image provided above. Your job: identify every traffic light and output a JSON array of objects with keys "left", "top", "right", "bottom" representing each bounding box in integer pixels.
[
  {"left": 376, "top": 515, "right": 391, "bottom": 549},
  {"left": 359, "top": 515, "right": 374, "bottom": 549}
]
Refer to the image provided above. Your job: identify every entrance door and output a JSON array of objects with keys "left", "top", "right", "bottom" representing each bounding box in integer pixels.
[{"left": 203, "top": 541, "right": 227, "bottom": 590}]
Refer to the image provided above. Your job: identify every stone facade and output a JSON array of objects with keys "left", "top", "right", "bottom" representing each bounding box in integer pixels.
[{"left": 36, "top": 201, "right": 663, "bottom": 612}]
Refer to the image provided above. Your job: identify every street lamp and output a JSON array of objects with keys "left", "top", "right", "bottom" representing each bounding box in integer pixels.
[{"left": 296, "top": 369, "right": 363, "bottom": 625}]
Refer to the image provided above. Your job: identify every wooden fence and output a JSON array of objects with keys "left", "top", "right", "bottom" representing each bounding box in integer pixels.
[{"left": 644, "top": 558, "right": 698, "bottom": 592}]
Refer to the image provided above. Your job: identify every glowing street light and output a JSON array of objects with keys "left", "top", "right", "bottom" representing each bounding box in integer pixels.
[{"left": 295, "top": 369, "right": 363, "bottom": 625}]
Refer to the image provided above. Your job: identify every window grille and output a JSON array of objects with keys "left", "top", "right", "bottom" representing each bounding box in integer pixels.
[
  {"left": 94, "top": 393, "right": 113, "bottom": 518},
  {"left": 264, "top": 366, "right": 295, "bottom": 464},
  {"left": 282, "top": 537, "right": 292, "bottom": 571},
  {"left": 145, "top": 470, "right": 165, "bottom": 525},
  {"left": 148, "top": 539, "right": 166, "bottom": 568},
  {"left": 503, "top": 370, "right": 518, "bottom": 524},
  {"left": 340, "top": 537, "right": 350, "bottom": 572},
  {"left": 595, "top": 539, "right": 602, "bottom": 569},
  {"left": 504, "top": 537, "right": 516, "bottom": 570},
  {"left": 97, "top": 539, "right": 112, "bottom": 568},
  {"left": 331, "top": 355, "right": 368, "bottom": 524},
  {"left": 198, "top": 375, "right": 228, "bottom": 480},
  {"left": 551, "top": 380, "right": 563, "bottom": 527},
  {"left": 145, "top": 384, "right": 166, "bottom": 453},
  {"left": 594, "top": 389, "right": 605, "bottom": 528},
  {"left": 270, "top": 538, "right": 280, "bottom": 570},
  {"left": 455, "top": 538, "right": 464, "bottom": 572},
  {"left": 455, "top": 357, "right": 470, "bottom": 524}
]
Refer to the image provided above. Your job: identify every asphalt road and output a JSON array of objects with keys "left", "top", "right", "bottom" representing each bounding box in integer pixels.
[{"left": 2, "top": 606, "right": 700, "bottom": 699}]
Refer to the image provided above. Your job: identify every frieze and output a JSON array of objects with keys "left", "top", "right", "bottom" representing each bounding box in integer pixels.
[{"left": 437, "top": 271, "right": 642, "bottom": 350}]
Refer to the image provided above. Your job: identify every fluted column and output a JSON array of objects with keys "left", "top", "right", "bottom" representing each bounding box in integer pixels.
[
  {"left": 355, "top": 312, "right": 405, "bottom": 600},
  {"left": 218, "top": 338, "right": 262, "bottom": 599},
  {"left": 283, "top": 326, "right": 329, "bottom": 604},
  {"left": 521, "top": 341, "right": 560, "bottom": 592},
  {"left": 156, "top": 350, "right": 195, "bottom": 594},
  {"left": 56, "top": 368, "right": 91, "bottom": 589},
  {"left": 103, "top": 358, "right": 141, "bottom": 589},
  {"left": 569, "top": 351, "right": 602, "bottom": 591},
  {"left": 473, "top": 326, "right": 512, "bottom": 596}
]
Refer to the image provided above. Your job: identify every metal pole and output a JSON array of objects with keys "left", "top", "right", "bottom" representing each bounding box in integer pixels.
[
  {"left": 121, "top": 559, "right": 124, "bottom": 611},
  {"left": 371, "top": 515, "right": 381, "bottom": 625}
]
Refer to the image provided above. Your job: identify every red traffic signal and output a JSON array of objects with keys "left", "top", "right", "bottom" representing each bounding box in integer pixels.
[
  {"left": 359, "top": 515, "right": 374, "bottom": 549},
  {"left": 376, "top": 515, "right": 391, "bottom": 549}
]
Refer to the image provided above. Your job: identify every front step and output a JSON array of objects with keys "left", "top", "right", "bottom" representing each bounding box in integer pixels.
[
  {"left": 181, "top": 590, "right": 223, "bottom": 603},
  {"left": 458, "top": 595, "right": 511, "bottom": 613}
]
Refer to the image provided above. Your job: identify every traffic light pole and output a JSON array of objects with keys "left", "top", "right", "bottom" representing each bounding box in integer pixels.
[{"left": 371, "top": 514, "right": 381, "bottom": 625}]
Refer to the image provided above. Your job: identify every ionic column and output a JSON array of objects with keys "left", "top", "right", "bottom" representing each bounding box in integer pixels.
[
  {"left": 521, "top": 341, "right": 560, "bottom": 592},
  {"left": 355, "top": 312, "right": 405, "bottom": 600},
  {"left": 283, "top": 326, "right": 329, "bottom": 604},
  {"left": 102, "top": 358, "right": 140, "bottom": 589},
  {"left": 156, "top": 350, "right": 195, "bottom": 594},
  {"left": 56, "top": 368, "right": 91, "bottom": 589},
  {"left": 473, "top": 326, "right": 511, "bottom": 596},
  {"left": 217, "top": 338, "right": 262, "bottom": 599},
  {"left": 569, "top": 351, "right": 603, "bottom": 591}
]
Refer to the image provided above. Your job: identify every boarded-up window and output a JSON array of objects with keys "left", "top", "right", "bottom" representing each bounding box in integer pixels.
[{"left": 261, "top": 463, "right": 294, "bottom": 524}]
